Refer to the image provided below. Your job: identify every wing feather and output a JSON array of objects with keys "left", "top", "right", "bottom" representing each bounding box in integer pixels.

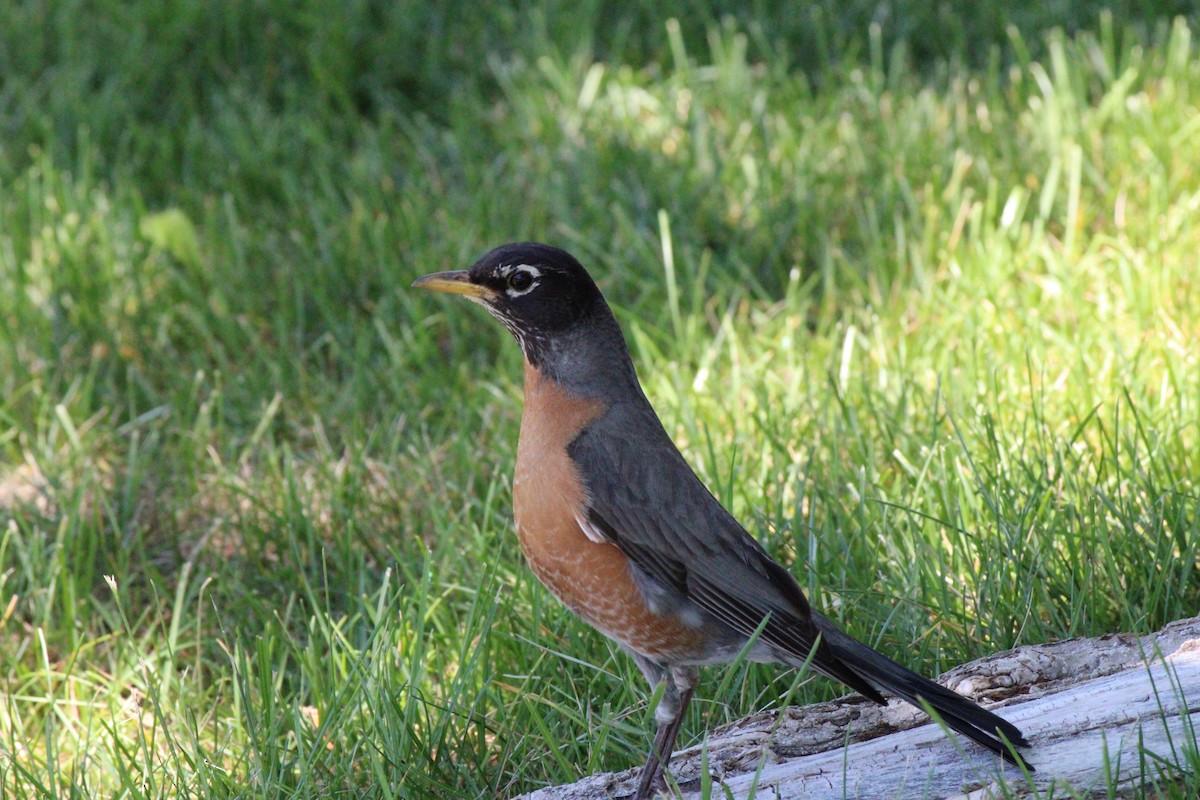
[{"left": 569, "top": 401, "right": 825, "bottom": 660}]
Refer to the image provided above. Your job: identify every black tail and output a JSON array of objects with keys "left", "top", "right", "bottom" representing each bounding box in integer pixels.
[{"left": 811, "top": 615, "right": 1032, "bottom": 770}]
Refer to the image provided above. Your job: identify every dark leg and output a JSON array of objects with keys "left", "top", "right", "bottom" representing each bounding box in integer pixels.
[{"left": 633, "top": 664, "right": 699, "bottom": 800}]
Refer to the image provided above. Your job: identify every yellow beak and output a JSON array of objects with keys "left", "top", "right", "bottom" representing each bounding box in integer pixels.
[{"left": 411, "top": 270, "right": 494, "bottom": 299}]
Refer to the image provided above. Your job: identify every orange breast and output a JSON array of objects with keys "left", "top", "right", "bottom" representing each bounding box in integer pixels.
[{"left": 512, "top": 363, "right": 707, "bottom": 660}]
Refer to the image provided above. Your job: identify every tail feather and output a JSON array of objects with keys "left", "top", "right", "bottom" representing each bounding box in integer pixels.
[{"left": 811, "top": 617, "right": 1032, "bottom": 770}]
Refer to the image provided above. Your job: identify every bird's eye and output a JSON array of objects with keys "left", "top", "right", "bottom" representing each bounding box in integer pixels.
[{"left": 508, "top": 270, "right": 534, "bottom": 292}]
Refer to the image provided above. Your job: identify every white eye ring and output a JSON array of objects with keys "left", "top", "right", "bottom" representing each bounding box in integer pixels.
[{"left": 504, "top": 265, "right": 541, "bottom": 297}]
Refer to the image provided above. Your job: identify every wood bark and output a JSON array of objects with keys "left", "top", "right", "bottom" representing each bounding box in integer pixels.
[{"left": 515, "top": 615, "right": 1200, "bottom": 799}]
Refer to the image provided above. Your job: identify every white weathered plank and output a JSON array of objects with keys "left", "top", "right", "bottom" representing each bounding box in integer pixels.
[{"left": 515, "top": 616, "right": 1200, "bottom": 800}]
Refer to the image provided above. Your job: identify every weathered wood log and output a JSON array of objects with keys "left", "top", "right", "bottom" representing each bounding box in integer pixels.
[{"left": 516, "top": 616, "right": 1200, "bottom": 800}]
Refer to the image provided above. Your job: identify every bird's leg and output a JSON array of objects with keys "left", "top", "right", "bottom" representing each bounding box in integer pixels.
[{"left": 634, "top": 665, "right": 698, "bottom": 800}]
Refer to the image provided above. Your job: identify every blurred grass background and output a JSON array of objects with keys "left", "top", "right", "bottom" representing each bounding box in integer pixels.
[{"left": 1, "top": 1, "right": 1199, "bottom": 797}]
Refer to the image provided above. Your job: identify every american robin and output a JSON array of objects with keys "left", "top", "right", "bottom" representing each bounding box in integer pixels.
[{"left": 414, "top": 242, "right": 1031, "bottom": 798}]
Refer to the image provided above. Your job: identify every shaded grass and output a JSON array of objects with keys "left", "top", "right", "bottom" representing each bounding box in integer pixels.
[{"left": 1, "top": 2, "right": 1199, "bottom": 798}]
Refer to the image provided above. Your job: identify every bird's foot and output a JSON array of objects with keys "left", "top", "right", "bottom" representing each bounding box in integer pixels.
[{"left": 632, "top": 761, "right": 669, "bottom": 799}]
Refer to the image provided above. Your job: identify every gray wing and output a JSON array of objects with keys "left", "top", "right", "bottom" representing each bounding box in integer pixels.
[{"left": 566, "top": 399, "right": 834, "bottom": 665}]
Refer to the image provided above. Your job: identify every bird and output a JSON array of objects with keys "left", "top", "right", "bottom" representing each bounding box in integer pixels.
[{"left": 413, "top": 242, "right": 1031, "bottom": 798}]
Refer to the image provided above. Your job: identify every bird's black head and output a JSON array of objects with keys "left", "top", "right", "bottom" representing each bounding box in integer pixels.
[{"left": 413, "top": 242, "right": 612, "bottom": 368}]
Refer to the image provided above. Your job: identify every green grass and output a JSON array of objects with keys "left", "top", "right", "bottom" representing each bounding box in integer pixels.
[{"left": 2, "top": 2, "right": 1199, "bottom": 798}]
